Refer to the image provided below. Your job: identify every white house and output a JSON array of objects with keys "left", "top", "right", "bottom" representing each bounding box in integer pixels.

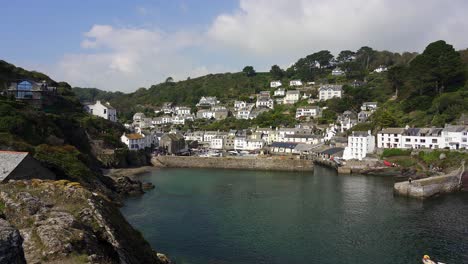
[
  {"left": 332, "top": 68, "right": 345, "bottom": 76},
  {"left": 274, "top": 88, "right": 286, "bottom": 97},
  {"left": 343, "top": 131, "right": 375, "bottom": 160},
  {"left": 196, "top": 109, "right": 215, "bottom": 119},
  {"left": 441, "top": 125, "right": 468, "bottom": 150},
  {"left": 289, "top": 80, "right": 303, "bottom": 86},
  {"left": 196, "top": 96, "right": 219, "bottom": 107},
  {"left": 361, "top": 102, "right": 378, "bottom": 111},
  {"left": 256, "top": 97, "right": 274, "bottom": 109},
  {"left": 338, "top": 111, "right": 358, "bottom": 133},
  {"left": 210, "top": 135, "right": 225, "bottom": 150},
  {"left": 283, "top": 90, "right": 300, "bottom": 104},
  {"left": 234, "top": 137, "right": 247, "bottom": 150},
  {"left": 236, "top": 107, "right": 252, "bottom": 119},
  {"left": 319, "top": 85, "right": 343, "bottom": 101},
  {"left": 296, "top": 106, "right": 321, "bottom": 119},
  {"left": 401, "top": 128, "right": 444, "bottom": 149},
  {"left": 245, "top": 139, "right": 265, "bottom": 151},
  {"left": 358, "top": 111, "right": 372, "bottom": 123},
  {"left": 203, "top": 131, "right": 219, "bottom": 143},
  {"left": 121, "top": 133, "right": 149, "bottom": 150},
  {"left": 377, "top": 128, "right": 405, "bottom": 148},
  {"left": 84, "top": 101, "right": 117, "bottom": 122},
  {"left": 234, "top": 100, "right": 246, "bottom": 110},
  {"left": 270, "top": 81, "right": 282, "bottom": 88},
  {"left": 374, "top": 65, "right": 388, "bottom": 73},
  {"left": 185, "top": 131, "right": 204, "bottom": 142},
  {"left": 175, "top": 106, "right": 191, "bottom": 116}
]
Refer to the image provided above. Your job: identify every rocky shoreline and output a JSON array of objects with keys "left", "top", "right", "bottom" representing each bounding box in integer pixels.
[
  {"left": 103, "top": 166, "right": 156, "bottom": 196},
  {"left": 0, "top": 179, "right": 171, "bottom": 264}
]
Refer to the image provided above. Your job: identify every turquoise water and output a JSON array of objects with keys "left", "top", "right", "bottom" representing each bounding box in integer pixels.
[{"left": 121, "top": 166, "right": 468, "bottom": 264}]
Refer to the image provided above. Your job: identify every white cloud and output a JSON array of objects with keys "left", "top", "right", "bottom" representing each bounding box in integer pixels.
[
  {"left": 52, "top": 0, "right": 468, "bottom": 92},
  {"left": 207, "top": 0, "right": 468, "bottom": 57}
]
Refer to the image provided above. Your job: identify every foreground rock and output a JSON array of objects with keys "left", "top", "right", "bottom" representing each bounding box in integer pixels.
[
  {"left": 0, "top": 179, "right": 168, "bottom": 264},
  {"left": 0, "top": 219, "right": 26, "bottom": 264}
]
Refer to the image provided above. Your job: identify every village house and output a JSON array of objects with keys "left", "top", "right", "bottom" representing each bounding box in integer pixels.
[
  {"left": 358, "top": 110, "right": 372, "bottom": 123},
  {"left": 175, "top": 106, "right": 191, "bottom": 116},
  {"left": 121, "top": 132, "right": 150, "bottom": 150},
  {"left": 318, "top": 85, "right": 343, "bottom": 101},
  {"left": 274, "top": 88, "right": 286, "bottom": 97},
  {"left": 162, "top": 103, "right": 174, "bottom": 114},
  {"left": 84, "top": 100, "right": 117, "bottom": 122},
  {"left": 256, "top": 96, "right": 274, "bottom": 109},
  {"left": 377, "top": 125, "right": 467, "bottom": 150},
  {"left": 343, "top": 131, "right": 375, "bottom": 160},
  {"left": 0, "top": 151, "right": 56, "bottom": 182},
  {"left": 196, "top": 96, "right": 219, "bottom": 107},
  {"left": 374, "top": 65, "right": 388, "bottom": 73},
  {"left": 332, "top": 68, "right": 345, "bottom": 76},
  {"left": 133, "top": 112, "right": 146, "bottom": 123},
  {"left": 234, "top": 100, "right": 246, "bottom": 110},
  {"left": 7, "top": 80, "right": 57, "bottom": 108},
  {"left": 249, "top": 108, "right": 270, "bottom": 119},
  {"left": 270, "top": 142, "right": 298, "bottom": 155},
  {"left": 283, "top": 90, "right": 300, "bottom": 104},
  {"left": 289, "top": 80, "right": 303, "bottom": 87},
  {"left": 184, "top": 131, "right": 205, "bottom": 142},
  {"left": 377, "top": 128, "right": 406, "bottom": 149},
  {"left": 401, "top": 128, "right": 444, "bottom": 149},
  {"left": 278, "top": 134, "right": 321, "bottom": 145},
  {"left": 223, "top": 135, "right": 236, "bottom": 150},
  {"left": 295, "top": 106, "right": 321, "bottom": 119},
  {"left": 270, "top": 80, "right": 282, "bottom": 88},
  {"left": 203, "top": 131, "right": 220, "bottom": 143},
  {"left": 361, "top": 102, "right": 378, "bottom": 112},
  {"left": 337, "top": 111, "right": 358, "bottom": 132},
  {"left": 441, "top": 125, "right": 468, "bottom": 150},
  {"left": 210, "top": 135, "right": 225, "bottom": 150},
  {"left": 160, "top": 133, "right": 186, "bottom": 154},
  {"left": 236, "top": 107, "right": 252, "bottom": 120}
]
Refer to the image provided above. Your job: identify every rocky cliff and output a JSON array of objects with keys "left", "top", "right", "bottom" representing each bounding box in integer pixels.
[{"left": 0, "top": 179, "right": 169, "bottom": 264}]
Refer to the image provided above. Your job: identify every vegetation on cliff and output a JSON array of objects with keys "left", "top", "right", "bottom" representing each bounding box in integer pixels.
[{"left": 73, "top": 40, "right": 468, "bottom": 129}]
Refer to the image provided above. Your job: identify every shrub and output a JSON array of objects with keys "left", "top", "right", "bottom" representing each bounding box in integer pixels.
[{"left": 381, "top": 149, "right": 411, "bottom": 157}]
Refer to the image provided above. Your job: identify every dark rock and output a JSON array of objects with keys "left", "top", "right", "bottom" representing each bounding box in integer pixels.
[
  {"left": 114, "top": 176, "right": 144, "bottom": 195},
  {"left": 142, "top": 182, "right": 155, "bottom": 190},
  {"left": 0, "top": 219, "right": 26, "bottom": 264}
]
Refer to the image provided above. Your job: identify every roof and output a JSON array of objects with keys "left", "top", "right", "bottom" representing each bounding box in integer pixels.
[
  {"left": 320, "top": 147, "right": 344, "bottom": 155},
  {"left": 271, "top": 142, "right": 298, "bottom": 149},
  {"left": 443, "top": 125, "right": 468, "bottom": 133},
  {"left": 319, "top": 84, "right": 343, "bottom": 91},
  {"left": 125, "top": 133, "right": 144, "bottom": 140},
  {"left": 162, "top": 133, "right": 185, "bottom": 141},
  {"left": 363, "top": 102, "right": 377, "bottom": 105},
  {"left": 379, "top": 128, "right": 405, "bottom": 134},
  {"left": 351, "top": 131, "right": 370, "bottom": 137},
  {"left": 294, "top": 143, "right": 316, "bottom": 151},
  {"left": 286, "top": 90, "right": 300, "bottom": 94},
  {"left": 0, "top": 151, "right": 29, "bottom": 181}
]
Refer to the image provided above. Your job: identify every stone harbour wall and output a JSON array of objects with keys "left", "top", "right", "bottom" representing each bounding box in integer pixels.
[
  {"left": 394, "top": 174, "right": 460, "bottom": 199},
  {"left": 152, "top": 156, "right": 314, "bottom": 172}
]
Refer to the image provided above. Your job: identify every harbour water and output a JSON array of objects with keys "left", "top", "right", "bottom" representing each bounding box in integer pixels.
[{"left": 121, "top": 166, "right": 468, "bottom": 264}]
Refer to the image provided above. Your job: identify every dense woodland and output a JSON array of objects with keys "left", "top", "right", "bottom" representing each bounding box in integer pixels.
[{"left": 72, "top": 40, "right": 468, "bottom": 131}]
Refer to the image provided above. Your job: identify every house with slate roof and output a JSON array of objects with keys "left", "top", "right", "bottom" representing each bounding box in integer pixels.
[{"left": 0, "top": 151, "right": 55, "bottom": 182}]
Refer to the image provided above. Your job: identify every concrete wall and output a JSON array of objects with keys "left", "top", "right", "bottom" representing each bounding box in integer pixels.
[
  {"left": 394, "top": 174, "right": 460, "bottom": 199},
  {"left": 152, "top": 156, "right": 314, "bottom": 172}
]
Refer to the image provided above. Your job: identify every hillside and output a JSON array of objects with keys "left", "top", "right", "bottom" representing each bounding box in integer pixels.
[
  {"left": 73, "top": 40, "right": 468, "bottom": 128},
  {"left": 0, "top": 61, "right": 167, "bottom": 263}
]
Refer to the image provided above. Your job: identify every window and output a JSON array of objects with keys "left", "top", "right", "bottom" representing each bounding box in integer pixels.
[
  {"left": 103, "top": 109, "right": 107, "bottom": 114},
  {"left": 432, "top": 139, "right": 437, "bottom": 143},
  {"left": 406, "top": 138, "right": 410, "bottom": 142},
  {"left": 420, "top": 139, "right": 425, "bottom": 143}
]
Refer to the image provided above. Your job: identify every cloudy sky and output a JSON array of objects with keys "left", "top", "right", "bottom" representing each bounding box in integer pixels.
[{"left": 1, "top": 0, "right": 468, "bottom": 92}]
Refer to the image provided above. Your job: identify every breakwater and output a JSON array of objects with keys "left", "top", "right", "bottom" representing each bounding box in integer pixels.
[
  {"left": 151, "top": 156, "right": 314, "bottom": 172},
  {"left": 394, "top": 174, "right": 461, "bottom": 199}
]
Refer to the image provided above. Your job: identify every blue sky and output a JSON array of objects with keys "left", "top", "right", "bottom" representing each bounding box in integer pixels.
[{"left": 1, "top": 0, "right": 468, "bottom": 92}]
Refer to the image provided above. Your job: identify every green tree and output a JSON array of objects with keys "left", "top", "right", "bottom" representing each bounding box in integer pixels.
[
  {"left": 270, "top": 65, "right": 284, "bottom": 79},
  {"left": 242, "top": 66, "right": 256, "bottom": 77},
  {"left": 165, "top": 76, "right": 174, "bottom": 83},
  {"left": 337, "top": 50, "right": 355, "bottom": 62}
]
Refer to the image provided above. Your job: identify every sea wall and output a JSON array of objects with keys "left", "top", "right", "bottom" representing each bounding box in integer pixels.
[
  {"left": 394, "top": 174, "right": 460, "bottom": 199},
  {"left": 152, "top": 156, "right": 314, "bottom": 172}
]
